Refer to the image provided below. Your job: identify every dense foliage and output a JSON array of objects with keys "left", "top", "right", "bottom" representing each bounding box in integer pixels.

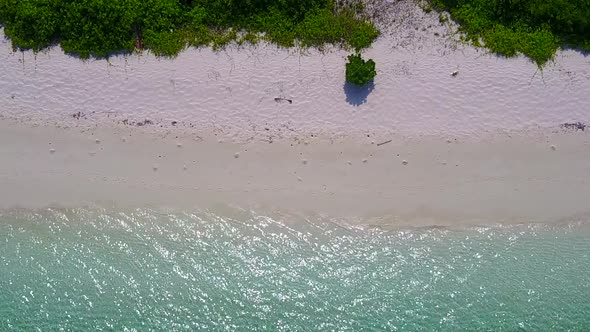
[
  {"left": 0, "top": 0, "right": 378, "bottom": 58},
  {"left": 345, "top": 53, "right": 376, "bottom": 86},
  {"left": 430, "top": 0, "right": 590, "bottom": 66}
]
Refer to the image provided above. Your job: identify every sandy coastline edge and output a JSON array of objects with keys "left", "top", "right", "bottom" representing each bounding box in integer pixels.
[{"left": 2, "top": 119, "right": 589, "bottom": 226}]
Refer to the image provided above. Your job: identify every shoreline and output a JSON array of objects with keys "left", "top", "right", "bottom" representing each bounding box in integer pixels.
[{"left": 2, "top": 119, "right": 589, "bottom": 226}]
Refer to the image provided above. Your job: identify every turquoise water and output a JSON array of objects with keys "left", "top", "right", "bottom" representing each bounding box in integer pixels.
[{"left": 1, "top": 208, "right": 589, "bottom": 331}]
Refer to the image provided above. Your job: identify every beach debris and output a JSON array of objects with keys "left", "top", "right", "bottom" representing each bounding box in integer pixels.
[
  {"left": 297, "top": 177, "right": 303, "bottom": 182},
  {"left": 121, "top": 118, "right": 153, "bottom": 127},
  {"left": 451, "top": 70, "right": 459, "bottom": 77},
  {"left": 49, "top": 148, "right": 56, "bottom": 154},
  {"left": 550, "top": 145, "right": 557, "bottom": 151},
  {"left": 402, "top": 160, "right": 408, "bottom": 165},
  {"left": 302, "top": 159, "right": 308, "bottom": 165},
  {"left": 274, "top": 97, "right": 293, "bottom": 104},
  {"left": 136, "top": 119, "right": 153, "bottom": 126},
  {"left": 153, "top": 164, "right": 159, "bottom": 171},
  {"left": 377, "top": 139, "right": 392, "bottom": 146},
  {"left": 176, "top": 142, "right": 183, "bottom": 148},
  {"left": 234, "top": 152, "right": 240, "bottom": 159},
  {"left": 561, "top": 122, "right": 586, "bottom": 131},
  {"left": 171, "top": 121, "right": 178, "bottom": 126},
  {"left": 95, "top": 139, "right": 101, "bottom": 144},
  {"left": 362, "top": 158, "right": 368, "bottom": 164},
  {"left": 72, "top": 111, "right": 85, "bottom": 119},
  {"left": 347, "top": 161, "right": 352, "bottom": 166}
]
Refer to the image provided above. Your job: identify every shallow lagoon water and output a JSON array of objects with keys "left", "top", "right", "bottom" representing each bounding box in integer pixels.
[{"left": 1, "top": 208, "right": 589, "bottom": 331}]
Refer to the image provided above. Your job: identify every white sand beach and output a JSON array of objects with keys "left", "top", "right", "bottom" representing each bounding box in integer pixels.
[{"left": 1, "top": 2, "right": 589, "bottom": 226}]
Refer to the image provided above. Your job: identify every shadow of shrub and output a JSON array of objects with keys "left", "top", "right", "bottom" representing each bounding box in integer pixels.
[{"left": 344, "top": 80, "right": 375, "bottom": 106}]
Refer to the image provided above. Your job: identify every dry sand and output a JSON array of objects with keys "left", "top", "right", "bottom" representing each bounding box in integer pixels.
[
  {"left": 1, "top": 2, "right": 589, "bottom": 225},
  {"left": 1, "top": 27, "right": 589, "bottom": 141}
]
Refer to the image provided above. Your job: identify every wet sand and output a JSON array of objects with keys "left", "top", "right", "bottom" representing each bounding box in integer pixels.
[{"left": 1, "top": 120, "right": 589, "bottom": 225}]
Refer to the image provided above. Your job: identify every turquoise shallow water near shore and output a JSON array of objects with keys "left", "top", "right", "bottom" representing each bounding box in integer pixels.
[{"left": 1, "top": 208, "right": 589, "bottom": 331}]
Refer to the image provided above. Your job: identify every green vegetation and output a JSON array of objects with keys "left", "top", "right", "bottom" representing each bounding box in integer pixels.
[
  {"left": 0, "top": 0, "right": 378, "bottom": 58},
  {"left": 429, "top": 0, "right": 590, "bottom": 66},
  {"left": 345, "top": 53, "right": 376, "bottom": 86}
]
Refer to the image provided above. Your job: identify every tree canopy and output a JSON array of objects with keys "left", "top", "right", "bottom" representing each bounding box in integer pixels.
[
  {"left": 431, "top": 0, "right": 590, "bottom": 65},
  {"left": 0, "top": 0, "right": 378, "bottom": 57}
]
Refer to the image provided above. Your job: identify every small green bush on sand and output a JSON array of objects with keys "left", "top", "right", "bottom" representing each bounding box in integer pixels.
[{"left": 345, "top": 53, "right": 376, "bottom": 87}]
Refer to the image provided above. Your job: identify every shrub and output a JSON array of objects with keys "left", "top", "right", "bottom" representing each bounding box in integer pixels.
[
  {"left": 345, "top": 53, "right": 376, "bottom": 87},
  {"left": 430, "top": 0, "right": 590, "bottom": 66},
  {"left": 58, "top": 0, "right": 138, "bottom": 58},
  {"left": 0, "top": 0, "right": 60, "bottom": 51},
  {"left": 0, "top": 0, "right": 379, "bottom": 58},
  {"left": 143, "top": 30, "right": 186, "bottom": 57}
]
